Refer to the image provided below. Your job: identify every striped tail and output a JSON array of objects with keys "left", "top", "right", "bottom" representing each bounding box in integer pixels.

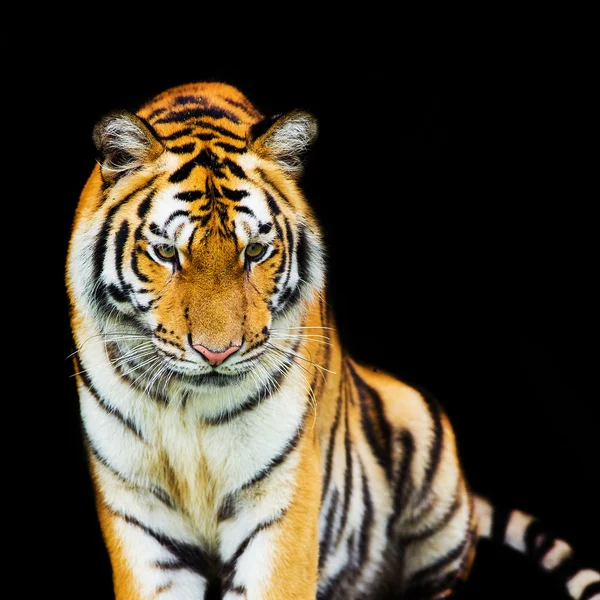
[{"left": 474, "top": 495, "right": 600, "bottom": 600}]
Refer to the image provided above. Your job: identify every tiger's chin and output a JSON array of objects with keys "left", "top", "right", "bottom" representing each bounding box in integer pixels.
[{"left": 172, "top": 369, "right": 250, "bottom": 388}]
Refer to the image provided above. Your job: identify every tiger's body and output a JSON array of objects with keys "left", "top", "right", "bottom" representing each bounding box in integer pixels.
[{"left": 66, "top": 82, "right": 599, "bottom": 600}]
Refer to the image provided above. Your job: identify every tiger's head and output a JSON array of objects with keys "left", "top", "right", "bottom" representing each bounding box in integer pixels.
[{"left": 67, "top": 83, "right": 324, "bottom": 396}]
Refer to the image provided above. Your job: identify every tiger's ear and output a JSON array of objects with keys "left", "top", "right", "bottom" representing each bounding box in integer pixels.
[
  {"left": 92, "top": 110, "right": 164, "bottom": 179},
  {"left": 249, "top": 110, "right": 318, "bottom": 179}
]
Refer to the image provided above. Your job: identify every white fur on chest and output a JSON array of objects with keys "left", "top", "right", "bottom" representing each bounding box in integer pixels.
[{"left": 78, "top": 325, "right": 308, "bottom": 547}]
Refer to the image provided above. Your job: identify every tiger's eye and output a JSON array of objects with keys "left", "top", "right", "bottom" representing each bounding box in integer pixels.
[
  {"left": 245, "top": 243, "right": 266, "bottom": 260},
  {"left": 155, "top": 244, "right": 176, "bottom": 260}
]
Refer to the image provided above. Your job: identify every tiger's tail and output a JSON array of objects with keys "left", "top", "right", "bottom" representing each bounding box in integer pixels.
[{"left": 474, "top": 495, "right": 600, "bottom": 600}]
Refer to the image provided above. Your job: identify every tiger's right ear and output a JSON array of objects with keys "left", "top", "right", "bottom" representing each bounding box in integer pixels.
[
  {"left": 249, "top": 110, "right": 318, "bottom": 179},
  {"left": 92, "top": 110, "right": 164, "bottom": 179}
]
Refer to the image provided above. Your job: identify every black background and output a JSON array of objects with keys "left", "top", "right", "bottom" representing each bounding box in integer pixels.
[{"left": 22, "top": 33, "right": 598, "bottom": 600}]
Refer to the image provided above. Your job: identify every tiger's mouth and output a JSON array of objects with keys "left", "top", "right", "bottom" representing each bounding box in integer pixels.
[
  {"left": 170, "top": 370, "right": 249, "bottom": 388},
  {"left": 105, "top": 339, "right": 258, "bottom": 391}
]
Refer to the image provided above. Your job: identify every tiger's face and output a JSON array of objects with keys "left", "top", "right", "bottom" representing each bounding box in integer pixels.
[{"left": 67, "top": 83, "right": 324, "bottom": 392}]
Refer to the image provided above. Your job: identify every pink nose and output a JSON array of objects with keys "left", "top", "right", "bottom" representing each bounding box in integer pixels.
[{"left": 192, "top": 343, "right": 241, "bottom": 366}]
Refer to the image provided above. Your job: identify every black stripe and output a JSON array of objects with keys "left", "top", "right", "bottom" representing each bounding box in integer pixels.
[
  {"left": 76, "top": 357, "right": 145, "bottom": 441},
  {"left": 196, "top": 149, "right": 219, "bottom": 168},
  {"left": 348, "top": 361, "right": 393, "bottom": 480},
  {"left": 221, "top": 186, "right": 249, "bottom": 201},
  {"left": 524, "top": 519, "right": 555, "bottom": 561},
  {"left": 223, "top": 158, "right": 247, "bottom": 179},
  {"left": 118, "top": 511, "right": 218, "bottom": 578},
  {"left": 86, "top": 431, "right": 173, "bottom": 508},
  {"left": 317, "top": 329, "right": 332, "bottom": 400},
  {"left": 321, "top": 389, "right": 343, "bottom": 502},
  {"left": 318, "top": 488, "right": 339, "bottom": 569},
  {"left": 153, "top": 560, "right": 186, "bottom": 570},
  {"left": 174, "top": 95, "right": 200, "bottom": 105},
  {"left": 114, "top": 220, "right": 130, "bottom": 297},
  {"left": 170, "top": 142, "right": 196, "bottom": 154},
  {"left": 164, "top": 209, "right": 190, "bottom": 228},
  {"left": 93, "top": 201, "right": 125, "bottom": 287},
  {"left": 169, "top": 159, "right": 197, "bottom": 183},
  {"left": 146, "top": 107, "right": 167, "bottom": 121},
  {"left": 149, "top": 222, "right": 166, "bottom": 237},
  {"left": 273, "top": 251, "right": 287, "bottom": 284},
  {"left": 387, "top": 429, "right": 416, "bottom": 538},
  {"left": 215, "top": 141, "right": 245, "bottom": 153},
  {"left": 408, "top": 529, "right": 474, "bottom": 587},
  {"left": 217, "top": 494, "right": 236, "bottom": 522},
  {"left": 222, "top": 511, "right": 285, "bottom": 591},
  {"left": 357, "top": 457, "right": 374, "bottom": 566},
  {"left": 137, "top": 189, "right": 155, "bottom": 219},
  {"left": 137, "top": 300, "right": 154, "bottom": 313},
  {"left": 416, "top": 386, "right": 445, "bottom": 501},
  {"left": 278, "top": 286, "right": 294, "bottom": 306},
  {"left": 85, "top": 433, "right": 132, "bottom": 485},
  {"left": 317, "top": 571, "right": 344, "bottom": 600},
  {"left": 239, "top": 410, "right": 307, "bottom": 491},
  {"left": 174, "top": 190, "right": 205, "bottom": 202},
  {"left": 160, "top": 127, "right": 193, "bottom": 141},
  {"left": 581, "top": 582, "right": 600, "bottom": 600},
  {"left": 132, "top": 233, "right": 150, "bottom": 284},
  {"left": 491, "top": 505, "right": 513, "bottom": 545},
  {"left": 107, "top": 283, "right": 128, "bottom": 303},
  {"left": 201, "top": 369, "right": 287, "bottom": 425},
  {"left": 234, "top": 205, "right": 255, "bottom": 217},
  {"left": 155, "top": 105, "right": 241, "bottom": 124},
  {"left": 193, "top": 120, "right": 246, "bottom": 141},
  {"left": 205, "top": 576, "right": 223, "bottom": 600},
  {"left": 399, "top": 482, "right": 461, "bottom": 543},
  {"left": 296, "top": 224, "right": 311, "bottom": 288},
  {"left": 335, "top": 387, "right": 353, "bottom": 546},
  {"left": 280, "top": 218, "right": 295, "bottom": 293},
  {"left": 265, "top": 191, "right": 281, "bottom": 215},
  {"left": 190, "top": 214, "right": 211, "bottom": 227},
  {"left": 132, "top": 188, "right": 156, "bottom": 282},
  {"left": 151, "top": 487, "right": 177, "bottom": 511}
]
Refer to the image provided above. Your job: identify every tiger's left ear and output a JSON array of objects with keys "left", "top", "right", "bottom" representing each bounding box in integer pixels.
[
  {"left": 92, "top": 110, "right": 165, "bottom": 179},
  {"left": 249, "top": 110, "right": 318, "bottom": 179}
]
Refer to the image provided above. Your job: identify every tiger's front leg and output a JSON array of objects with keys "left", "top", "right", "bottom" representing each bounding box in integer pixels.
[
  {"left": 93, "top": 428, "right": 322, "bottom": 600},
  {"left": 95, "top": 483, "right": 229, "bottom": 600},
  {"left": 218, "top": 430, "right": 322, "bottom": 600}
]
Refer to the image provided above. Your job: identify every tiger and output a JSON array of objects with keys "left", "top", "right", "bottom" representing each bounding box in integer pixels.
[{"left": 65, "top": 81, "right": 600, "bottom": 600}]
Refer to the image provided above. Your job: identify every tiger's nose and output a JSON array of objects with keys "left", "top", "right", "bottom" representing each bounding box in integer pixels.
[{"left": 192, "top": 343, "right": 241, "bottom": 367}]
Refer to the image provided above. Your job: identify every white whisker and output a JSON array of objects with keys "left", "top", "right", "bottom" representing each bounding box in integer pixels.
[{"left": 266, "top": 341, "right": 337, "bottom": 375}]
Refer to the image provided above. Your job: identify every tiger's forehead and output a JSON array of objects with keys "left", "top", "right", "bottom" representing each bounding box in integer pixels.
[
  {"left": 137, "top": 81, "right": 262, "bottom": 142},
  {"left": 149, "top": 170, "right": 271, "bottom": 236},
  {"left": 131, "top": 83, "right": 272, "bottom": 242}
]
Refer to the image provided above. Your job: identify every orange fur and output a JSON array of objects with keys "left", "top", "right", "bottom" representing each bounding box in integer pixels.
[
  {"left": 261, "top": 420, "right": 322, "bottom": 599},
  {"left": 95, "top": 486, "right": 143, "bottom": 600}
]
